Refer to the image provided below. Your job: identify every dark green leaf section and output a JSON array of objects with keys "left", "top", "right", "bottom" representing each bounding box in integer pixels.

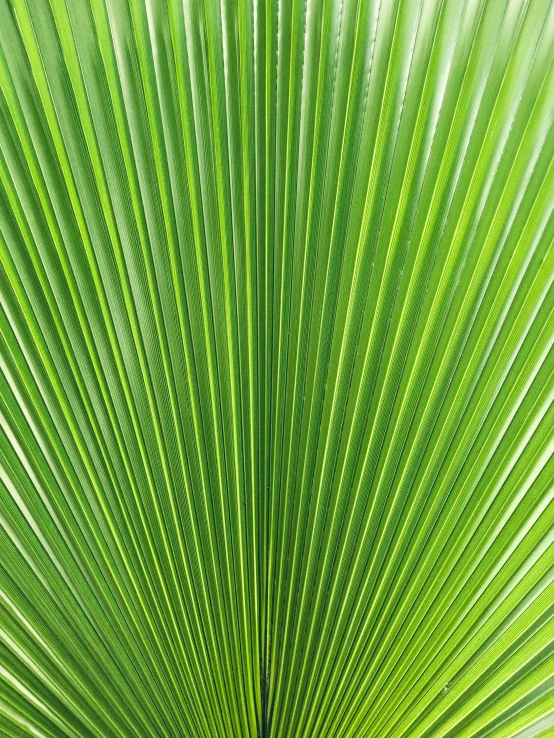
[{"left": 0, "top": 0, "right": 554, "bottom": 736}]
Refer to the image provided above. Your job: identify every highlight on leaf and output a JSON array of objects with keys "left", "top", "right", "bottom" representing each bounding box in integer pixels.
[{"left": 1, "top": 0, "right": 554, "bottom": 736}]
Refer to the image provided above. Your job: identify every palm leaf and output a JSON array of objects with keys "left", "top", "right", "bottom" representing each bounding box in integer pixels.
[{"left": 0, "top": 0, "right": 554, "bottom": 736}]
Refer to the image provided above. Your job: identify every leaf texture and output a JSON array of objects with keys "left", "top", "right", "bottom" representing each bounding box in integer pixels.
[{"left": 1, "top": 0, "right": 554, "bottom": 736}]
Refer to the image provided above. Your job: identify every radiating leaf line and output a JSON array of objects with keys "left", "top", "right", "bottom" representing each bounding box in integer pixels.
[{"left": 1, "top": 0, "right": 553, "bottom": 736}]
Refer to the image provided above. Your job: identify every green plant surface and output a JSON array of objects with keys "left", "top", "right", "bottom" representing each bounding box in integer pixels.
[{"left": 0, "top": 0, "right": 554, "bottom": 736}]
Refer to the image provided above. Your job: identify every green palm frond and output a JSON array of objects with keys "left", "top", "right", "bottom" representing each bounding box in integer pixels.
[{"left": 1, "top": 0, "right": 554, "bottom": 736}]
